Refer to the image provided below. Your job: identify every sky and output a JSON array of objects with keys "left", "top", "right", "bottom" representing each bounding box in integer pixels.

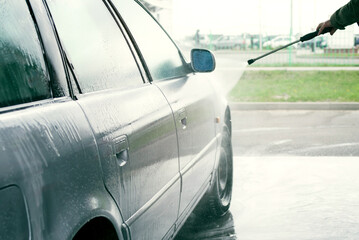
[{"left": 172, "top": 0, "right": 356, "bottom": 38}]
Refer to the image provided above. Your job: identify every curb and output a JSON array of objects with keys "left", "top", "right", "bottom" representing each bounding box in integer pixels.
[
  {"left": 229, "top": 102, "right": 359, "bottom": 111},
  {"left": 245, "top": 67, "right": 359, "bottom": 71}
]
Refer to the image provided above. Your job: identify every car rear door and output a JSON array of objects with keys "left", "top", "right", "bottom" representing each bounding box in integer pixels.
[
  {"left": 46, "top": 0, "right": 181, "bottom": 239},
  {"left": 0, "top": 1, "right": 106, "bottom": 239},
  {"left": 111, "top": 0, "right": 218, "bottom": 224}
]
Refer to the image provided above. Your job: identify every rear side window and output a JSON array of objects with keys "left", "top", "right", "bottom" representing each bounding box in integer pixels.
[
  {"left": 112, "top": 0, "right": 189, "bottom": 81},
  {"left": 0, "top": 1, "right": 51, "bottom": 108},
  {"left": 47, "top": 0, "right": 143, "bottom": 93}
]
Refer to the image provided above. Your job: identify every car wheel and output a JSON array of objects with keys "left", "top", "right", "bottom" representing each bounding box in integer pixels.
[{"left": 196, "top": 125, "right": 233, "bottom": 218}]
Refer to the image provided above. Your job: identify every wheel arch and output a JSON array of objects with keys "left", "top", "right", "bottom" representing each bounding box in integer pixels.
[
  {"left": 68, "top": 193, "right": 126, "bottom": 240},
  {"left": 73, "top": 216, "right": 120, "bottom": 240}
]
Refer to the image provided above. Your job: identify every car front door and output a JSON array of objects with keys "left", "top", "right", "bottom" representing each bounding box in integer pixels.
[
  {"left": 111, "top": 0, "right": 218, "bottom": 224},
  {"left": 46, "top": 0, "right": 181, "bottom": 239}
]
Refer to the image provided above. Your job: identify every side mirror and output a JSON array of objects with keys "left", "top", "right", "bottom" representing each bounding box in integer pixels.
[{"left": 190, "top": 49, "right": 216, "bottom": 73}]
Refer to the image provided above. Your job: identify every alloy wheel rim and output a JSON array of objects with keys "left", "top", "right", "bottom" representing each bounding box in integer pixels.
[{"left": 218, "top": 150, "right": 228, "bottom": 198}]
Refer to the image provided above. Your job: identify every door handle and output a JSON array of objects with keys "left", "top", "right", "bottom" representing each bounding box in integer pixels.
[
  {"left": 113, "top": 135, "right": 129, "bottom": 167},
  {"left": 180, "top": 117, "right": 187, "bottom": 129},
  {"left": 178, "top": 108, "right": 187, "bottom": 130}
]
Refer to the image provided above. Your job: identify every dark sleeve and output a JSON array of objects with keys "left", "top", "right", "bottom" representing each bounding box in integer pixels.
[{"left": 330, "top": 0, "right": 359, "bottom": 29}]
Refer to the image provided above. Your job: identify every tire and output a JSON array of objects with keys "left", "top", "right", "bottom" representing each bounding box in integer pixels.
[{"left": 196, "top": 125, "right": 233, "bottom": 218}]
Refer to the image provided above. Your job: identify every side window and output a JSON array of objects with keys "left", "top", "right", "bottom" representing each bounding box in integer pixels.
[
  {"left": 112, "top": 0, "right": 189, "bottom": 81},
  {"left": 47, "top": 0, "right": 143, "bottom": 93},
  {"left": 0, "top": 1, "right": 51, "bottom": 108}
]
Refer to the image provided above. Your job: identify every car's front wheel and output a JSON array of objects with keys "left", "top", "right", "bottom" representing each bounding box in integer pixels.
[
  {"left": 197, "top": 125, "right": 233, "bottom": 218},
  {"left": 209, "top": 125, "right": 233, "bottom": 216}
]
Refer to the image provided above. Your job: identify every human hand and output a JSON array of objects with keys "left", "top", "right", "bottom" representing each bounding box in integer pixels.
[{"left": 317, "top": 20, "right": 337, "bottom": 35}]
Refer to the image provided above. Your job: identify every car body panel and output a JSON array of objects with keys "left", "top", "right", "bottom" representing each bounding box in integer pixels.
[
  {"left": 75, "top": 84, "right": 181, "bottom": 240},
  {"left": 0, "top": 99, "right": 123, "bottom": 239},
  {"left": 0, "top": 185, "right": 29, "bottom": 239},
  {"left": 154, "top": 73, "right": 218, "bottom": 217}
]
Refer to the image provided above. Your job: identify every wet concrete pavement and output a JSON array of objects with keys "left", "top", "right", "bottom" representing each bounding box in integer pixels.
[
  {"left": 175, "top": 110, "right": 359, "bottom": 240},
  {"left": 233, "top": 110, "right": 359, "bottom": 157}
]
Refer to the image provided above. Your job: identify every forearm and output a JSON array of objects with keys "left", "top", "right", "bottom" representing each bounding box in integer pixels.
[{"left": 330, "top": 0, "right": 359, "bottom": 29}]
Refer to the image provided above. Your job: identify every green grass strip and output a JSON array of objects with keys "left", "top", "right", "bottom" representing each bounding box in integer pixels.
[
  {"left": 229, "top": 70, "right": 359, "bottom": 102},
  {"left": 248, "top": 63, "right": 359, "bottom": 67}
]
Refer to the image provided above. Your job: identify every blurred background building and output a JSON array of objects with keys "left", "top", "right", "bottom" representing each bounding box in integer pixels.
[{"left": 140, "top": 0, "right": 359, "bottom": 66}]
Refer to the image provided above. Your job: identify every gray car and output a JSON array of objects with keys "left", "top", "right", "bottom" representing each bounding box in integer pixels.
[{"left": 0, "top": 0, "right": 233, "bottom": 239}]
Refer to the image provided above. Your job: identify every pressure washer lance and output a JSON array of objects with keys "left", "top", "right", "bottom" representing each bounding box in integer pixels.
[{"left": 247, "top": 27, "right": 333, "bottom": 65}]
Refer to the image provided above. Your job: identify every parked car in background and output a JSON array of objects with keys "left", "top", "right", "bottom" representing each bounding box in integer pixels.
[
  {"left": 212, "top": 35, "right": 247, "bottom": 50},
  {"left": 246, "top": 34, "right": 277, "bottom": 50},
  {"left": 0, "top": 0, "right": 233, "bottom": 239},
  {"left": 248, "top": 34, "right": 260, "bottom": 49},
  {"left": 263, "top": 35, "right": 297, "bottom": 49},
  {"left": 355, "top": 34, "right": 359, "bottom": 47},
  {"left": 299, "top": 35, "right": 328, "bottom": 49},
  {"left": 194, "top": 33, "right": 211, "bottom": 47}
]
